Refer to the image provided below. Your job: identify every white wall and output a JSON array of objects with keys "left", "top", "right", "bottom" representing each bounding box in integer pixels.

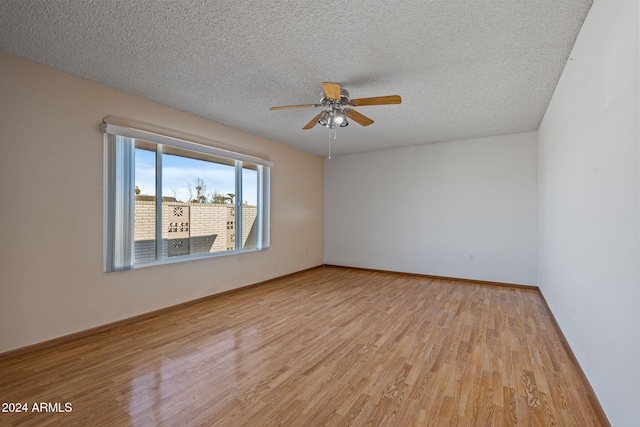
[
  {"left": 325, "top": 132, "right": 538, "bottom": 286},
  {"left": 0, "top": 53, "right": 324, "bottom": 354},
  {"left": 538, "top": 0, "right": 639, "bottom": 425}
]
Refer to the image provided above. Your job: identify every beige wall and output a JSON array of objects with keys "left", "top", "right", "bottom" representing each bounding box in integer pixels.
[{"left": 0, "top": 53, "right": 324, "bottom": 353}]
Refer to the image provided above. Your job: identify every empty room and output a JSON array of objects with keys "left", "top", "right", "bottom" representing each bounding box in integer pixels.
[{"left": 0, "top": 0, "right": 638, "bottom": 426}]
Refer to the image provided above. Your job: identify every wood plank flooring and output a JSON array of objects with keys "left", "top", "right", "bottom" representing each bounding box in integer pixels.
[{"left": 0, "top": 266, "right": 607, "bottom": 426}]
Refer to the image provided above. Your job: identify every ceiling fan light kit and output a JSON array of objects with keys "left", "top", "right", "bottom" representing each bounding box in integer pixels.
[{"left": 318, "top": 106, "right": 348, "bottom": 129}]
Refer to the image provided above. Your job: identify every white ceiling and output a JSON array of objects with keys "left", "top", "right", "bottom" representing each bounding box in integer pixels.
[{"left": 0, "top": 0, "right": 592, "bottom": 157}]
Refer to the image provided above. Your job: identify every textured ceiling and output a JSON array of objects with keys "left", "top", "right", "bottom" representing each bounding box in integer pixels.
[{"left": 0, "top": 0, "right": 592, "bottom": 157}]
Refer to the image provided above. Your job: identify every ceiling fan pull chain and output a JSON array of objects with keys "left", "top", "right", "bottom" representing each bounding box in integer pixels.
[{"left": 329, "top": 127, "right": 336, "bottom": 159}]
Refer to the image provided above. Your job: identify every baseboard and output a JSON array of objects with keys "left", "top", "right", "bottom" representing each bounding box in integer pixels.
[
  {"left": 0, "top": 265, "right": 324, "bottom": 361},
  {"left": 537, "top": 293, "right": 611, "bottom": 426},
  {"left": 323, "top": 264, "right": 540, "bottom": 291}
]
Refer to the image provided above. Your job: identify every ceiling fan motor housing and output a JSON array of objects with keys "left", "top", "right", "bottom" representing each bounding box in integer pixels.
[{"left": 320, "top": 89, "right": 350, "bottom": 106}]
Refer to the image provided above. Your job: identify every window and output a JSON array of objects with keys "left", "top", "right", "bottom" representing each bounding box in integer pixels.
[{"left": 103, "top": 117, "right": 271, "bottom": 272}]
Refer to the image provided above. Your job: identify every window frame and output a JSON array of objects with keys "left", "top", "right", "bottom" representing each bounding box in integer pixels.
[{"left": 102, "top": 117, "right": 271, "bottom": 272}]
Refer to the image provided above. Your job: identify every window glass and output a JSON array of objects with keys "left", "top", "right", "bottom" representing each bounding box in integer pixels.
[
  {"left": 162, "top": 148, "right": 236, "bottom": 257},
  {"left": 242, "top": 164, "right": 258, "bottom": 249},
  {"left": 134, "top": 144, "right": 156, "bottom": 263}
]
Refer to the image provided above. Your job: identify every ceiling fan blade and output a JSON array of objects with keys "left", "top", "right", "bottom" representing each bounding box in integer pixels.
[
  {"left": 322, "top": 82, "right": 341, "bottom": 100},
  {"left": 345, "top": 109, "right": 374, "bottom": 127},
  {"left": 348, "top": 95, "right": 402, "bottom": 107},
  {"left": 303, "top": 113, "right": 322, "bottom": 130},
  {"left": 270, "top": 103, "right": 321, "bottom": 111}
]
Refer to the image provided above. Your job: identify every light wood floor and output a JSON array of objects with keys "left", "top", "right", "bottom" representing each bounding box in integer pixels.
[{"left": 0, "top": 266, "right": 607, "bottom": 426}]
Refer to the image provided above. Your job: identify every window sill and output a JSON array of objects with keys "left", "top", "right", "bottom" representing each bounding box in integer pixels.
[{"left": 132, "top": 247, "right": 262, "bottom": 269}]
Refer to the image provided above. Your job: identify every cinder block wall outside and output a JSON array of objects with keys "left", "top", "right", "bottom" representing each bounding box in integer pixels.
[{"left": 134, "top": 200, "right": 257, "bottom": 262}]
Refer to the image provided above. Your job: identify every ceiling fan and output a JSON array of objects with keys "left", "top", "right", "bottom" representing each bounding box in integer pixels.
[{"left": 270, "top": 82, "right": 402, "bottom": 130}]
